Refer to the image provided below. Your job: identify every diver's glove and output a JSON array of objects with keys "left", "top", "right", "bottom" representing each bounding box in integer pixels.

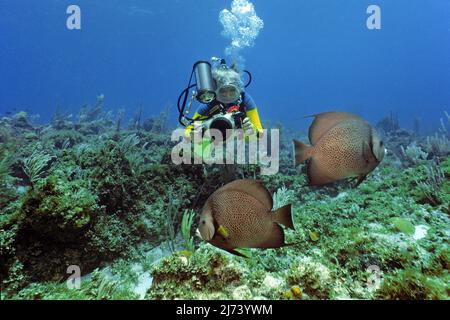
[
  {"left": 184, "top": 121, "right": 204, "bottom": 142},
  {"left": 242, "top": 117, "right": 257, "bottom": 137}
]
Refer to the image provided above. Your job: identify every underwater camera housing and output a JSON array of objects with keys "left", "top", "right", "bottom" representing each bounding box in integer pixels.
[{"left": 203, "top": 111, "right": 245, "bottom": 139}]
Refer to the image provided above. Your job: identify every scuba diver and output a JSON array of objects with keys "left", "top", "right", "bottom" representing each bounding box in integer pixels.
[{"left": 178, "top": 58, "right": 263, "bottom": 143}]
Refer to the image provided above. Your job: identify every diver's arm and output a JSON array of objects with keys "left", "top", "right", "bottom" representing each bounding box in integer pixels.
[
  {"left": 242, "top": 93, "right": 263, "bottom": 138},
  {"left": 246, "top": 108, "right": 263, "bottom": 134},
  {"left": 243, "top": 107, "right": 264, "bottom": 142}
]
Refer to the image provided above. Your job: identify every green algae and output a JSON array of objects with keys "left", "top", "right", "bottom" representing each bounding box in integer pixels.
[
  {"left": 391, "top": 218, "right": 415, "bottom": 235},
  {"left": 1, "top": 108, "right": 449, "bottom": 300}
]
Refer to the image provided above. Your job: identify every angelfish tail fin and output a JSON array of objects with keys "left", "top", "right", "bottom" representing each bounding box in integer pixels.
[
  {"left": 293, "top": 139, "right": 312, "bottom": 166},
  {"left": 273, "top": 204, "right": 294, "bottom": 230}
]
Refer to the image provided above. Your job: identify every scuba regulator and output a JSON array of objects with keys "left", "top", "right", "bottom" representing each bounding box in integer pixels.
[{"left": 177, "top": 58, "right": 252, "bottom": 131}]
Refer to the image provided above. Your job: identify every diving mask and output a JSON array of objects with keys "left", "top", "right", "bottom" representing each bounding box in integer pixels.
[{"left": 216, "top": 84, "right": 241, "bottom": 104}]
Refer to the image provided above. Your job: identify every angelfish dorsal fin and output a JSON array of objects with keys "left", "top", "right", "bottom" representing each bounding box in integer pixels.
[
  {"left": 306, "top": 112, "right": 363, "bottom": 145},
  {"left": 220, "top": 179, "right": 273, "bottom": 210}
]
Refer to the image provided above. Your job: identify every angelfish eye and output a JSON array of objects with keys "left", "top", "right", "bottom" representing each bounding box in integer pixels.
[{"left": 202, "top": 220, "right": 206, "bottom": 225}]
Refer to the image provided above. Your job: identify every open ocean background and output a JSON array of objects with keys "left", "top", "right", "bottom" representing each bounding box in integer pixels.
[{"left": 0, "top": 0, "right": 449, "bottom": 132}]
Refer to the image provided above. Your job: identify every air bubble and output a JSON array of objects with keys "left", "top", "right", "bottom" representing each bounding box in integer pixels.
[{"left": 219, "top": 0, "right": 264, "bottom": 65}]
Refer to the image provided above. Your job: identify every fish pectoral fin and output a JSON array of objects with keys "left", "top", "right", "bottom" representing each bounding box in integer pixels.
[{"left": 217, "top": 225, "right": 230, "bottom": 239}]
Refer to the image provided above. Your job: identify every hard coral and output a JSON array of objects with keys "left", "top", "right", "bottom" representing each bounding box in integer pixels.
[{"left": 149, "top": 249, "right": 241, "bottom": 299}]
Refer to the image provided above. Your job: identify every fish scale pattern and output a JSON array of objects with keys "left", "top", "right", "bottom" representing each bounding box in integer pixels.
[
  {"left": 309, "top": 119, "right": 378, "bottom": 185},
  {"left": 209, "top": 190, "right": 273, "bottom": 248}
]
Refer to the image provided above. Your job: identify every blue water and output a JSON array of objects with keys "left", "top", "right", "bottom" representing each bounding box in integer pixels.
[{"left": 1, "top": 0, "right": 449, "bottom": 132}]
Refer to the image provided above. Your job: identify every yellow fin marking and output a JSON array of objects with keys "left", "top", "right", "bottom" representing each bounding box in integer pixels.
[{"left": 217, "top": 225, "right": 229, "bottom": 239}]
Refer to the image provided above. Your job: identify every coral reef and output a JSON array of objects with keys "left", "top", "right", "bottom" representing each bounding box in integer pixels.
[
  {"left": 375, "top": 268, "right": 447, "bottom": 300},
  {"left": 0, "top": 107, "right": 448, "bottom": 301},
  {"left": 376, "top": 112, "right": 400, "bottom": 134},
  {"left": 148, "top": 247, "right": 242, "bottom": 299}
]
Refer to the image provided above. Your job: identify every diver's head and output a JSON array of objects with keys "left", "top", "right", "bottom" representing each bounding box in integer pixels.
[{"left": 212, "top": 66, "right": 243, "bottom": 104}]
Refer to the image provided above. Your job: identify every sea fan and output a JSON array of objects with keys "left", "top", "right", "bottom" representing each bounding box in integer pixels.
[{"left": 22, "top": 149, "right": 53, "bottom": 188}]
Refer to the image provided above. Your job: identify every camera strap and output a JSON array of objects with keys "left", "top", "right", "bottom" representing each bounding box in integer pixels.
[{"left": 206, "top": 103, "right": 224, "bottom": 117}]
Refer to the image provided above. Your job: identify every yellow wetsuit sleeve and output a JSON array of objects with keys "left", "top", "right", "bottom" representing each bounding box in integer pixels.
[{"left": 246, "top": 108, "right": 263, "bottom": 133}]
